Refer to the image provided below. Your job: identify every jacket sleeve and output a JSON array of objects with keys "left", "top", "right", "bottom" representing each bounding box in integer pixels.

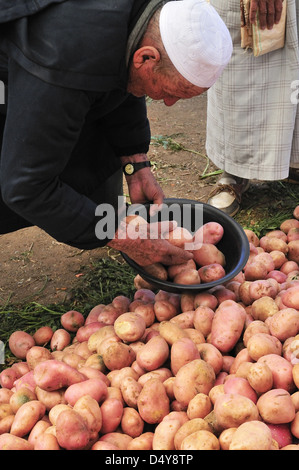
[
  {"left": 100, "top": 93, "right": 151, "bottom": 157},
  {"left": 0, "top": 60, "right": 119, "bottom": 249}
]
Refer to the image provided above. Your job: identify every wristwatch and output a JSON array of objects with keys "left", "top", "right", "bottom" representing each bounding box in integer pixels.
[{"left": 123, "top": 161, "right": 152, "bottom": 176}]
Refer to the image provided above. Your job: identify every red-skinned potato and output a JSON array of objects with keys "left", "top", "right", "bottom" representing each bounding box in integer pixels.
[
  {"left": 0, "top": 368, "right": 18, "bottom": 390},
  {"left": 210, "top": 300, "right": 246, "bottom": 353},
  {"left": 64, "top": 378, "right": 108, "bottom": 406},
  {"left": 85, "top": 304, "right": 105, "bottom": 324},
  {"left": 170, "top": 337, "right": 199, "bottom": 375},
  {"left": 267, "top": 423, "right": 293, "bottom": 449},
  {"left": 136, "top": 335, "right": 169, "bottom": 371},
  {"left": 137, "top": 378, "right": 170, "bottom": 424},
  {"left": 280, "top": 218, "right": 299, "bottom": 233},
  {"left": 164, "top": 226, "right": 193, "bottom": 249},
  {"left": 197, "top": 343, "right": 223, "bottom": 376},
  {"left": 33, "top": 360, "right": 86, "bottom": 392},
  {"left": 55, "top": 408, "right": 90, "bottom": 450},
  {"left": 75, "top": 322, "right": 105, "bottom": 343},
  {"left": 154, "top": 299, "right": 179, "bottom": 322},
  {"left": 14, "top": 370, "right": 37, "bottom": 393},
  {"left": 181, "top": 293, "right": 196, "bottom": 312},
  {"left": 192, "top": 243, "right": 226, "bottom": 267},
  {"left": 167, "top": 259, "right": 197, "bottom": 280},
  {"left": 102, "top": 342, "right": 135, "bottom": 371},
  {"left": 223, "top": 377, "right": 257, "bottom": 403},
  {"left": 193, "top": 222, "right": 224, "bottom": 247},
  {"left": 173, "top": 268, "right": 201, "bottom": 285},
  {"left": 257, "top": 354, "right": 295, "bottom": 393},
  {"left": 288, "top": 240, "right": 299, "bottom": 263},
  {"left": 50, "top": 329, "right": 71, "bottom": 351},
  {"left": 100, "top": 398, "right": 124, "bottom": 434},
  {"left": 143, "top": 262, "right": 168, "bottom": 280},
  {"left": 60, "top": 310, "right": 85, "bottom": 332},
  {"left": 8, "top": 331, "right": 35, "bottom": 360},
  {"left": 198, "top": 263, "right": 226, "bottom": 283},
  {"left": 134, "top": 303, "right": 156, "bottom": 327},
  {"left": 32, "top": 326, "right": 54, "bottom": 346},
  {"left": 282, "top": 286, "right": 299, "bottom": 310},
  {"left": 244, "top": 229, "right": 260, "bottom": 247},
  {"left": 134, "top": 288, "right": 155, "bottom": 303}
]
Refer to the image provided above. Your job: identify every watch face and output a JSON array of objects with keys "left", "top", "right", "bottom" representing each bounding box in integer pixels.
[{"left": 125, "top": 163, "right": 134, "bottom": 175}]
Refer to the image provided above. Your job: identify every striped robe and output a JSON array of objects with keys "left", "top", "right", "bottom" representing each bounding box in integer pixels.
[{"left": 206, "top": 0, "right": 299, "bottom": 180}]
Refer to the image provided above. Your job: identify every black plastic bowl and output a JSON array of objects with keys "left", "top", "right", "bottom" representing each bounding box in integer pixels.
[{"left": 121, "top": 198, "right": 250, "bottom": 293}]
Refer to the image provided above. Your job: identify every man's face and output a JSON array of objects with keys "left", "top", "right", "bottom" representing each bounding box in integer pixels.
[{"left": 127, "top": 63, "right": 208, "bottom": 107}]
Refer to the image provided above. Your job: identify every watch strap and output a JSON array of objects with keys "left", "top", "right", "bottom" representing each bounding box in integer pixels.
[{"left": 123, "top": 161, "right": 152, "bottom": 175}]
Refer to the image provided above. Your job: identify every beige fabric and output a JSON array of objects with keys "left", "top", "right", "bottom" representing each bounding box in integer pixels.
[
  {"left": 206, "top": 0, "right": 299, "bottom": 180},
  {"left": 241, "top": 0, "right": 287, "bottom": 56}
]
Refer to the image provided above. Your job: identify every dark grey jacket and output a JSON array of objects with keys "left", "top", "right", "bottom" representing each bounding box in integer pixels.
[{"left": 0, "top": 0, "right": 164, "bottom": 249}]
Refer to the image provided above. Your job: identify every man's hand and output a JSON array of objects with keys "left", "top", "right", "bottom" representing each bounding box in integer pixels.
[
  {"left": 107, "top": 219, "right": 194, "bottom": 266},
  {"left": 121, "top": 154, "right": 165, "bottom": 214},
  {"left": 250, "top": 0, "right": 284, "bottom": 30}
]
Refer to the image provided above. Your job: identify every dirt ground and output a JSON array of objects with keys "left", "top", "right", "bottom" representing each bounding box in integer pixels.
[{"left": 0, "top": 94, "right": 214, "bottom": 306}]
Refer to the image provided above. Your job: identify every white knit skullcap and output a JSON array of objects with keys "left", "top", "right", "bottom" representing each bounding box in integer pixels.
[{"left": 159, "top": 0, "right": 233, "bottom": 87}]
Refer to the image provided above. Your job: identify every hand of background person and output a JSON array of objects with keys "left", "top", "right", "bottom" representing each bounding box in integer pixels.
[{"left": 250, "top": 0, "right": 284, "bottom": 30}]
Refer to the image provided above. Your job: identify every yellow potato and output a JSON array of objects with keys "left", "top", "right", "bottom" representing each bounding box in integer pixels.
[
  {"left": 229, "top": 421, "right": 272, "bottom": 450},
  {"left": 257, "top": 389, "right": 296, "bottom": 424},
  {"left": 187, "top": 393, "right": 212, "bottom": 420},
  {"left": 173, "top": 359, "right": 215, "bottom": 407},
  {"left": 114, "top": 312, "right": 146, "bottom": 342},
  {"left": 180, "top": 430, "right": 220, "bottom": 450},
  {"left": 214, "top": 393, "right": 259, "bottom": 429},
  {"left": 10, "top": 400, "right": 46, "bottom": 438}
]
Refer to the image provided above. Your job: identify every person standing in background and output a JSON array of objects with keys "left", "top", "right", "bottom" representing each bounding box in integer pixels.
[{"left": 206, "top": 0, "right": 299, "bottom": 217}]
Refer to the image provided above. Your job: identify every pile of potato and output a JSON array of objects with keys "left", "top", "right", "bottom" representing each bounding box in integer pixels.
[{"left": 0, "top": 205, "right": 299, "bottom": 451}]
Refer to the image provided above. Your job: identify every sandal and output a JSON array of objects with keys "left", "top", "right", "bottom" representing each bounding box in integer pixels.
[
  {"left": 286, "top": 167, "right": 299, "bottom": 184},
  {"left": 207, "top": 172, "right": 250, "bottom": 217}
]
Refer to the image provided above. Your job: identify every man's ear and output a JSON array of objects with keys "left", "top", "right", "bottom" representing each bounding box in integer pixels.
[{"left": 132, "top": 46, "right": 161, "bottom": 69}]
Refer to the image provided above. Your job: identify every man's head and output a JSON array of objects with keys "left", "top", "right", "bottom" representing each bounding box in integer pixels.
[{"left": 127, "top": 0, "right": 232, "bottom": 105}]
